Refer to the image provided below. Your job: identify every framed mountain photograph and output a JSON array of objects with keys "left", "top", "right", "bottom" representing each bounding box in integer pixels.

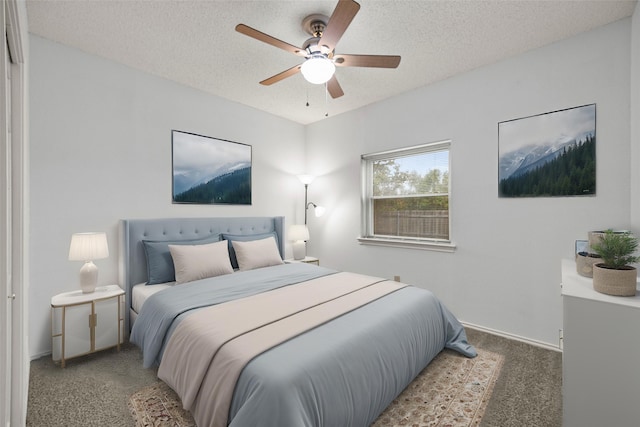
[
  {"left": 172, "top": 130, "right": 252, "bottom": 205},
  {"left": 498, "top": 104, "right": 596, "bottom": 198}
]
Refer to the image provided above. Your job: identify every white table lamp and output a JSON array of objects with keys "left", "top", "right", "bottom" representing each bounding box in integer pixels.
[
  {"left": 69, "top": 232, "right": 109, "bottom": 293},
  {"left": 289, "top": 225, "right": 310, "bottom": 260}
]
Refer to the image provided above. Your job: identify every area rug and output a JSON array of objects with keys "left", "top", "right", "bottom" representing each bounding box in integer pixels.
[{"left": 128, "top": 348, "right": 503, "bottom": 427}]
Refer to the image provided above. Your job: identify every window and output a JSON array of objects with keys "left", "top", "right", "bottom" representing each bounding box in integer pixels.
[{"left": 359, "top": 140, "right": 454, "bottom": 251}]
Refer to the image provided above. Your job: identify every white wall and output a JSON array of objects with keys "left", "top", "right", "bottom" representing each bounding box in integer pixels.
[
  {"left": 630, "top": 5, "right": 640, "bottom": 229},
  {"left": 28, "top": 36, "right": 306, "bottom": 358},
  {"left": 306, "top": 19, "right": 632, "bottom": 347},
  {"left": 29, "top": 14, "right": 637, "bottom": 356}
]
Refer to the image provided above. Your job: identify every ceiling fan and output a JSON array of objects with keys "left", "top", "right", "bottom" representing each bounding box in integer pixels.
[{"left": 235, "top": 0, "right": 401, "bottom": 99}]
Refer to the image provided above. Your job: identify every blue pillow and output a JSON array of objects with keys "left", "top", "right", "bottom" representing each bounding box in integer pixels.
[
  {"left": 222, "top": 232, "right": 279, "bottom": 269},
  {"left": 142, "top": 234, "right": 221, "bottom": 284}
]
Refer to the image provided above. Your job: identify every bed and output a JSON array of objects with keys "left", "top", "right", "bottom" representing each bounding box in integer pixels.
[{"left": 120, "top": 216, "right": 476, "bottom": 427}]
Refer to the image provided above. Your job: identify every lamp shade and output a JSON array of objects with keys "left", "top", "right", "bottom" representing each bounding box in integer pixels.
[
  {"left": 69, "top": 232, "right": 109, "bottom": 261},
  {"left": 300, "top": 55, "right": 335, "bottom": 84},
  {"left": 289, "top": 225, "right": 310, "bottom": 242},
  {"left": 297, "top": 174, "right": 315, "bottom": 185},
  {"left": 314, "top": 206, "right": 326, "bottom": 217}
]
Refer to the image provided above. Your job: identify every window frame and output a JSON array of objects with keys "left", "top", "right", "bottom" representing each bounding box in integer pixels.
[{"left": 359, "top": 140, "right": 456, "bottom": 252}]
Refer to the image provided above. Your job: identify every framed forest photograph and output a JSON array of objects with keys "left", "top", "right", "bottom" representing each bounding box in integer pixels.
[
  {"left": 172, "top": 130, "right": 252, "bottom": 205},
  {"left": 498, "top": 104, "right": 596, "bottom": 198}
]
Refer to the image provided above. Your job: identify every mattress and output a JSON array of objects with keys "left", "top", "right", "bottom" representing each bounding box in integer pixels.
[{"left": 131, "top": 282, "right": 173, "bottom": 314}]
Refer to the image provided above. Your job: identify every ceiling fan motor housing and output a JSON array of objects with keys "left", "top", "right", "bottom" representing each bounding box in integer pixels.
[
  {"left": 303, "top": 37, "right": 332, "bottom": 56},
  {"left": 302, "top": 14, "right": 331, "bottom": 55}
]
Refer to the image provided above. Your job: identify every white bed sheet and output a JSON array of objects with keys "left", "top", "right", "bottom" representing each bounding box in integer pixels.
[{"left": 132, "top": 282, "right": 174, "bottom": 313}]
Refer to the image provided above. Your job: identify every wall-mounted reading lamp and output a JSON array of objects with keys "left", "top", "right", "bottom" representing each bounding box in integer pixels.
[{"left": 298, "top": 175, "right": 326, "bottom": 224}]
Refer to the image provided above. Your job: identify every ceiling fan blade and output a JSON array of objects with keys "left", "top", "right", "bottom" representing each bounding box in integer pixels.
[
  {"left": 259, "top": 64, "right": 302, "bottom": 86},
  {"left": 333, "top": 54, "right": 401, "bottom": 68},
  {"left": 236, "top": 24, "right": 306, "bottom": 57},
  {"left": 319, "top": 0, "right": 360, "bottom": 51},
  {"left": 327, "top": 75, "right": 344, "bottom": 99}
]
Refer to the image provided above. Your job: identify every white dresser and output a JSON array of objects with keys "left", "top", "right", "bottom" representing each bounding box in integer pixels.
[
  {"left": 561, "top": 259, "right": 640, "bottom": 427},
  {"left": 51, "top": 284, "right": 125, "bottom": 367}
]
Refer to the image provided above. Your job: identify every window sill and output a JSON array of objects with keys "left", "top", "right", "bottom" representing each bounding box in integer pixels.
[{"left": 357, "top": 237, "right": 457, "bottom": 252}]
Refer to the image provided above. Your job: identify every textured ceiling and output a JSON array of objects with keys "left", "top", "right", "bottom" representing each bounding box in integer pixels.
[{"left": 26, "top": 0, "right": 637, "bottom": 125}]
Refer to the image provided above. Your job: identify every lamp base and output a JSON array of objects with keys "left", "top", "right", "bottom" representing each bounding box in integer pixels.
[
  {"left": 292, "top": 241, "right": 306, "bottom": 260},
  {"left": 79, "top": 261, "right": 98, "bottom": 293}
]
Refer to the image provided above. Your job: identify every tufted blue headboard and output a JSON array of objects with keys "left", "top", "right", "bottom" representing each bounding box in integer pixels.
[{"left": 118, "top": 216, "right": 285, "bottom": 335}]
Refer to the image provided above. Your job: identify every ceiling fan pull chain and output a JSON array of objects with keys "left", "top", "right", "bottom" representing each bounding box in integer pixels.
[
  {"left": 325, "top": 82, "right": 329, "bottom": 117},
  {"left": 306, "top": 88, "right": 310, "bottom": 107}
]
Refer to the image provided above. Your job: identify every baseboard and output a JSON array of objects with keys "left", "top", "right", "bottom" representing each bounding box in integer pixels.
[
  {"left": 462, "top": 321, "right": 562, "bottom": 353},
  {"left": 30, "top": 351, "right": 51, "bottom": 361}
]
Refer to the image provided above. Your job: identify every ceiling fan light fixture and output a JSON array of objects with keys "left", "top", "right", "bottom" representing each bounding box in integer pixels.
[{"left": 301, "top": 55, "right": 335, "bottom": 84}]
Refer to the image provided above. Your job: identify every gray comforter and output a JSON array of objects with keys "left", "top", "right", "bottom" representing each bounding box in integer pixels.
[
  {"left": 131, "top": 263, "right": 476, "bottom": 427},
  {"left": 131, "top": 263, "right": 333, "bottom": 367}
]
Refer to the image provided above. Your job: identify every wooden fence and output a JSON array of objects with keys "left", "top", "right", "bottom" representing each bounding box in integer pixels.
[{"left": 374, "top": 210, "right": 449, "bottom": 240}]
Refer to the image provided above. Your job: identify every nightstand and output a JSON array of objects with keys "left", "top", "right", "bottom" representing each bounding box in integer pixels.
[
  {"left": 51, "top": 284, "right": 125, "bottom": 367},
  {"left": 285, "top": 256, "right": 320, "bottom": 266}
]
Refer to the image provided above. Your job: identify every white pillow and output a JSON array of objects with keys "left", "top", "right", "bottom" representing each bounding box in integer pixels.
[
  {"left": 231, "top": 236, "right": 284, "bottom": 271},
  {"left": 168, "top": 240, "right": 234, "bottom": 284}
]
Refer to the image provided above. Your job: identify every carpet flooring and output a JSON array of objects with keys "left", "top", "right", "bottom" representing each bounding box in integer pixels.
[{"left": 26, "top": 327, "right": 562, "bottom": 426}]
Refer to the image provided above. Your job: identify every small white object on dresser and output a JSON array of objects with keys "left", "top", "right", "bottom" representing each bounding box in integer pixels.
[
  {"left": 285, "top": 256, "right": 320, "bottom": 266},
  {"left": 51, "top": 284, "right": 125, "bottom": 367}
]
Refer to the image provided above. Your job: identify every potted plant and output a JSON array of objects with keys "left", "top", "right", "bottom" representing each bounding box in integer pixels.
[{"left": 591, "top": 229, "right": 640, "bottom": 296}]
